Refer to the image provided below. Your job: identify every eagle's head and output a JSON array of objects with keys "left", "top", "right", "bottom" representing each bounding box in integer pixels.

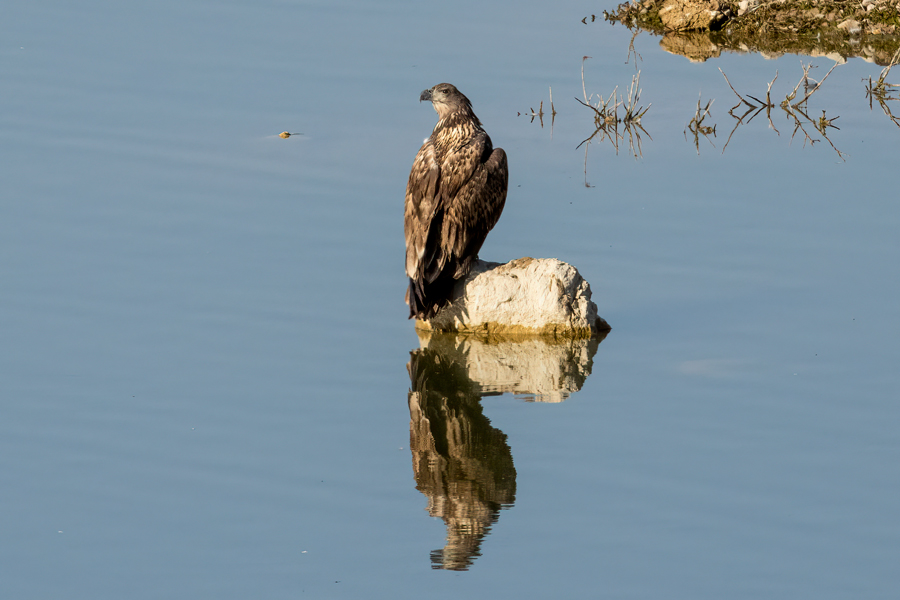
[{"left": 420, "top": 83, "right": 475, "bottom": 120}]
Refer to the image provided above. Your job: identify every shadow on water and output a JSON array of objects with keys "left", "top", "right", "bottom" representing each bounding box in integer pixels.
[{"left": 406, "top": 330, "right": 607, "bottom": 570}]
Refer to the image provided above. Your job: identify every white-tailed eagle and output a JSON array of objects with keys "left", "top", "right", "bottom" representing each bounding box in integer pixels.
[{"left": 404, "top": 83, "right": 509, "bottom": 320}]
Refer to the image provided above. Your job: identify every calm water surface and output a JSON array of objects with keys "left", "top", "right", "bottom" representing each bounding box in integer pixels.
[{"left": 3, "top": 1, "right": 899, "bottom": 598}]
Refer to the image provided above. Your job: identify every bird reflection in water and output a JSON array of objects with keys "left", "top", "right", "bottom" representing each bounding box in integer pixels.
[
  {"left": 406, "top": 332, "right": 604, "bottom": 570},
  {"left": 408, "top": 347, "right": 515, "bottom": 571}
]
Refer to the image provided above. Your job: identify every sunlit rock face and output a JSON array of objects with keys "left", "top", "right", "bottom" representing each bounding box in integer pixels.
[
  {"left": 659, "top": 0, "right": 728, "bottom": 31},
  {"left": 417, "top": 258, "right": 608, "bottom": 338}
]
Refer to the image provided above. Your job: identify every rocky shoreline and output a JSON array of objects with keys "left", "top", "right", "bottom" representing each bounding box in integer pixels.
[{"left": 604, "top": 0, "right": 900, "bottom": 63}]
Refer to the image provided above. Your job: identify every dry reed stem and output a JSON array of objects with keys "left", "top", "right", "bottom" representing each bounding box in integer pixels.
[
  {"left": 866, "top": 46, "right": 900, "bottom": 127},
  {"left": 785, "top": 61, "right": 838, "bottom": 107},
  {"left": 874, "top": 45, "right": 900, "bottom": 90},
  {"left": 626, "top": 30, "right": 642, "bottom": 65},
  {"left": 686, "top": 93, "right": 716, "bottom": 154},
  {"left": 720, "top": 64, "right": 844, "bottom": 160},
  {"left": 581, "top": 56, "right": 592, "bottom": 104},
  {"left": 576, "top": 70, "right": 650, "bottom": 158},
  {"left": 787, "top": 103, "right": 846, "bottom": 160},
  {"left": 765, "top": 73, "right": 780, "bottom": 134},
  {"left": 719, "top": 68, "right": 756, "bottom": 110}
]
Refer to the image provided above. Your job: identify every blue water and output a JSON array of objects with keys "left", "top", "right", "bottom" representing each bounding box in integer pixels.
[{"left": 2, "top": 1, "right": 899, "bottom": 598}]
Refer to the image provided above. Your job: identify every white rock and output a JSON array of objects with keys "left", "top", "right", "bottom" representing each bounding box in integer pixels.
[
  {"left": 837, "top": 18, "right": 861, "bottom": 34},
  {"left": 659, "top": 0, "right": 727, "bottom": 31},
  {"left": 417, "top": 257, "right": 608, "bottom": 338}
]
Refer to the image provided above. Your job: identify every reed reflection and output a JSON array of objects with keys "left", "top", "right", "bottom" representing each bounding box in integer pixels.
[{"left": 407, "top": 331, "right": 605, "bottom": 570}]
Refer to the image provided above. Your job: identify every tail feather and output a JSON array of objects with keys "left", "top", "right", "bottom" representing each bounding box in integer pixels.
[{"left": 407, "top": 273, "right": 457, "bottom": 320}]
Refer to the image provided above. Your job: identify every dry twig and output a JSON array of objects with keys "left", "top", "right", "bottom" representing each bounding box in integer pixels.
[
  {"left": 577, "top": 64, "right": 651, "bottom": 163},
  {"left": 685, "top": 93, "right": 716, "bottom": 154},
  {"left": 719, "top": 63, "right": 845, "bottom": 160},
  {"left": 865, "top": 46, "right": 900, "bottom": 129}
]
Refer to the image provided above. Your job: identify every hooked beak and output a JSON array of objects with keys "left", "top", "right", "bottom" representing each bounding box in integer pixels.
[{"left": 419, "top": 87, "right": 433, "bottom": 103}]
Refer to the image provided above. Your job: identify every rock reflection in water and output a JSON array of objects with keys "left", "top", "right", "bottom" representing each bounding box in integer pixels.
[
  {"left": 407, "top": 331, "right": 603, "bottom": 570},
  {"left": 659, "top": 30, "right": 900, "bottom": 65}
]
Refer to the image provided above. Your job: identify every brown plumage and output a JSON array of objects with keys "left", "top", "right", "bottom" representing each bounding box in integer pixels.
[{"left": 404, "top": 83, "right": 509, "bottom": 320}]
